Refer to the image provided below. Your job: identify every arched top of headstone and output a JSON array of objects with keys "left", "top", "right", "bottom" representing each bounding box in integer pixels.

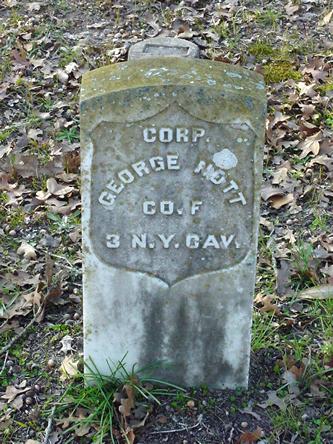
[{"left": 128, "top": 37, "right": 200, "bottom": 60}]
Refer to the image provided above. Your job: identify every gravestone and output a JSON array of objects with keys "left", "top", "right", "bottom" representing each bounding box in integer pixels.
[{"left": 81, "top": 38, "right": 266, "bottom": 388}]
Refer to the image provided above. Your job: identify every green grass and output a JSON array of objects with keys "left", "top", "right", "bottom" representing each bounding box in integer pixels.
[
  {"left": 318, "top": 79, "right": 333, "bottom": 94},
  {"left": 306, "top": 299, "right": 333, "bottom": 361},
  {"left": 56, "top": 127, "right": 80, "bottom": 143},
  {"left": 0, "top": 55, "right": 11, "bottom": 81},
  {"left": 55, "top": 357, "right": 184, "bottom": 444},
  {"left": 310, "top": 212, "right": 328, "bottom": 232},
  {"left": 252, "top": 312, "right": 280, "bottom": 351},
  {"left": 214, "top": 21, "right": 229, "bottom": 39},
  {"left": 269, "top": 404, "right": 332, "bottom": 443},
  {"left": 25, "top": 110, "right": 42, "bottom": 129},
  {"left": 28, "top": 140, "right": 51, "bottom": 164},
  {"left": 6, "top": 207, "right": 26, "bottom": 229},
  {"left": 256, "top": 228, "right": 277, "bottom": 294},
  {"left": 270, "top": 405, "right": 306, "bottom": 441},
  {"left": 170, "top": 390, "right": 190, "bottom": 410},
  {"left": 47, "top": 210, "right": 81, "bottom": 235},
  {"left": 0, "top": 129, "right": 14, "bottom": 143},
  {"left": 291, "top": 241, "right": 317, "bottom": 290},
  {"left": 47, "top": 324, "right": 71, "bottom": 333},
  {"left": 323, "top": 111, "right": 333, "bottom": 128},
  {"left": 58, "top": 46, "right": 79, "bottom": 68},
  {"left": 39, "top": 97, "right": 54, "bottom": 112},
  {"left": 255, "top": 9, "right": 281, "bottom": 28}
]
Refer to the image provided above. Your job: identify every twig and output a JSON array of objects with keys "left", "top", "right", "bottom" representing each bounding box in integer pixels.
[
  {"left": 49, "top": 253, "right": 75, "bottom": 268},
  {"left": 228, "top": 426, "right": 235, "bottom": 443},
  {"left": 0, "top": 320, "right": 9, "bottom": 332},
  {"left": 0, "top": 307, "right": 43, "bottom": 357},
  {"left": 149, "top": 417, "right": 202, "bottom": 435},
  {"left": 43, "top": 406, "right": 56, "bottom": 444},
  {"left": 0, "top": 351, "right": 9, "bottom": 374}
]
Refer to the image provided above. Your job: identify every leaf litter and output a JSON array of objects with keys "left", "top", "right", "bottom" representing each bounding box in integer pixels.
[{"left": 0, "top": 0, "right": 332, "bottom": 443}]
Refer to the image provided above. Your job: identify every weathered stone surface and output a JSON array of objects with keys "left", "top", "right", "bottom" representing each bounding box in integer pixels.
[
  {"left": 81, "top": 56, "right": 266, "bottom": 388},
  {"left": 128, "top": 37, "right": 199, "bottom": 60}
]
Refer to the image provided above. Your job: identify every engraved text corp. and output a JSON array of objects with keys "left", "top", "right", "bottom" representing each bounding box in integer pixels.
[{"left": 143, "top": 127, "right": 205, "bottom": 143}]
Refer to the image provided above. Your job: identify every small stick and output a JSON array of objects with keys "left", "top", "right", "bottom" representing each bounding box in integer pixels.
[
  {"left": 43, "top": 406, "right": 56, "bottom": 444},
  {"left": 0, "top": 307, "right": 42, "bottom": 357},
  {"left": 149, "top": 419, "right": 202, "bottom": 435},
  {"left": 49, "top": 253, "right": 75, "bottom": 268},
  {"left": 0, "top": 351, "right": 9, "bottom": 374}
]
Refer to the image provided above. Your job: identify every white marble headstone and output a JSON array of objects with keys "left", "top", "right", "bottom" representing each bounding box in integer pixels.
[{"left": 81, "top": 40, "right": 266, "bottom": 388}]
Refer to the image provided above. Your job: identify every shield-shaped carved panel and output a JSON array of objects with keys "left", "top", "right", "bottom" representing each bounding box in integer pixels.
[{"left": 89, "top": 103, "right": 256, "bottom": 285}]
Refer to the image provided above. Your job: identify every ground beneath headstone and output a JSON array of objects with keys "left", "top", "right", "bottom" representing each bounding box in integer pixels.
[{"left": 0, "top": 1, "right": 332, "bottom": 443}]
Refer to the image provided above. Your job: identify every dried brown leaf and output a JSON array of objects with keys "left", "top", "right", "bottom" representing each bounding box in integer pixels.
[
  {"left": 11, "top": 394, "right": 24, "bottom": 410},
  {"left": 257, "top": 295, "right": 281, "bottom": 315},
  {"left": 5, "top": 0, "right": 18, "bottom": 6},
  {"left": 1, "top": 385, "right": 30, "bottom": 403},
  {"left": 119, "top": 384, "right": 135, "bottom": 418},
  {"left": 27, "top": 128, "right": 42, "bottom": 140},
  {"left": 238, "top": 426, "right": 262, "bottom": 443},
  {"left": 300, "top": 104, "right": 315, "bottom": 118},
  {"left": 276, "top": 260, "right": 291, "bottom": 296},
  {"left": 23, "top": 285, "right": 42, "bottom": 308},
  {"left": 56, "top": 69, "right": 69, "bottom": 84},
  {"left": 297, "top": 82, "right": 317, "bottom": 98},
  {"left": 259, "top": 217, "right": 273, "bottom": 230},
  {"left": 60, "top": 355, "right": 80, "bottom": 380},
  {"left": 60, "top": 335, "right": 74, "bottom": 353},
  {"left": 46, "top": 178, "right": 75, "bottom": 196},
  {"left": 258, "top": 390, "right": 287, "bottom": 411},
  {"left": 75, "top": 423, "right": 91, "bottom": 437},
  {"left": 122, "top": 428, "right": 135, "bottom": 444},
  {"left": 309, "top": 155, "right": 333, "bottom": 171},
  {"left": 285, "top": 1, "right": 299, "bottom": 15},
  {"left": 157, "top": 414, "right": 168, "bottom": 424},
  {"left": 270, "top": 193, "right": 294, "bottom": 209},
  {"left": 299, "top": 285, "right": 333, "bottom": 300},
  {"left": 45, "top": 255, "right": 54, "bottom": 287},
  {"left": 319, "top": 9, "right": 333, "bottom": 26},
  {"left": 261, "top": 185, "right": 283, "bottom": 201},
  {"left": 272, "top": 167, "right": 289, "bottom": 185},
  {"left": 298, "top": 132, "right": 321, "bottom": 158}
]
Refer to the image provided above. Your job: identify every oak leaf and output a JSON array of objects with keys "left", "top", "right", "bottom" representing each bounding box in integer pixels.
[
  {"left": 258, "top": 390, "right": 287, "bottom": 411},
  {"left": 238, "top": 426, "right": 262, "bottom": 443},
  {"left": 270, "top": 193, "right": 294, "bottom": 209},
  {"left": 298, "top": 132, "right": 321, "bottom": 158},
  {"left": 1, "top": 385, "right": 30, "bottom": 403}
]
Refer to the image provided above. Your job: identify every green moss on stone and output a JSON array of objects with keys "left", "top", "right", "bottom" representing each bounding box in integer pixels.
[{"left": 263, "top": 61, "right": 302, "bottom": 84}]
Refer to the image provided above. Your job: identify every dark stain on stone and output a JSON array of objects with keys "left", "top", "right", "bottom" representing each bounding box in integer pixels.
[
  {"left": 245, "top": 96, "right": 254, "bottom": 110},
  {"left": 140, "top": 288, "right": 165, "bottom": 369}
]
